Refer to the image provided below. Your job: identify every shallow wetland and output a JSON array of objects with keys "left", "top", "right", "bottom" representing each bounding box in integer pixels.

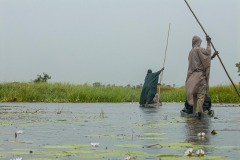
[{"left": 0, "top": 103, "right": 239, "bottom": 160}]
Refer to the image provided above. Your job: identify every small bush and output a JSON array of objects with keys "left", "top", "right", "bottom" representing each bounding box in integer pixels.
[{"left": 34, "top": 73, "right": 51, "bottom": 83}]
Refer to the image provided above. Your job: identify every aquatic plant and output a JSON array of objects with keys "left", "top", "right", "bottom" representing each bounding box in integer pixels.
[
  {"left": 197, "top": 132, "right": 206, "bottom": 137},
  {"left": 56, "top": 104, "right": 64, "bottom": 114},
  {"left": 184, "top": 148, "right": 193, "bottom": 156},
  {"left": 0, "top": 82, "right": 140, "bottom": 103},
  {"left": 124, "top": 156, "right": 131, "bottom": 160},
  {"left": 196, "top": 149, "right": 205, "bottom": 156},
  {"left": 99, "top": 108, "right": 106, "bottom": 118},
  {"left": 165, "top": 84, "right": 240, "bottom": 103},
  {"left": 90, "top": 142, "right": 100, "bottom": 147},
  {"left": 10, "top": 158, "right": 22, "bottom": 160},
  {"left": 15, "top": 130, "right": 24, "bottom": 139},
  {"left": 125, "top": 150, "right": 137, "bottom": 160},
  {"left": 0, "top": 82, "right": 239, "bottom": 103}
]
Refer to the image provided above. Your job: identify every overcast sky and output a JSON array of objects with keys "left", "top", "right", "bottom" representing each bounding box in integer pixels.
[{"left": 0, "top": 0, "right": 239, "bottom": 87}]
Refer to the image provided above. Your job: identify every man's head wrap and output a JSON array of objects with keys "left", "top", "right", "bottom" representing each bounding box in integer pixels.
[
  {"left": 192, "top": 35, "right": 202, "bottom": 48},
  {"left": 147, "top": 69, "right": 152, "bottom": 74}
]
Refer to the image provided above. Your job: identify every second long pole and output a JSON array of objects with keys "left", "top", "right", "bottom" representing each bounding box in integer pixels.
[{"left": 158, "top": 23, "right": 171, "bottom": 96}]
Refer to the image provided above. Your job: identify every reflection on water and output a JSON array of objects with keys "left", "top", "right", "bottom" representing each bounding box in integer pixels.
[
  {"left": 184, "top": 118, "right": 211, "bottom": 144},
  {"left": 184, "top": 118, "right": 213, "bottom": 157},
  {"left": 139, "top": 106, "right": 163, "bottom": 123},
  {"left": 139, "top": 106, "right": 160, "bottom": 114}
]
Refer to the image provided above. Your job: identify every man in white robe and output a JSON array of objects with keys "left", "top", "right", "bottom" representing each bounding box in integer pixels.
[{"left": 185, "top": 35, "right": 218, "bottom": 118}]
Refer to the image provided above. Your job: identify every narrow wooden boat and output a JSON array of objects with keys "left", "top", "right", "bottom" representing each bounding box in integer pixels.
[
  {"left": 181, "top": 95, "right": 213, "bottom": 118},
  {"left": 180, "top": 110, "right": 214, "bottom": 118}
]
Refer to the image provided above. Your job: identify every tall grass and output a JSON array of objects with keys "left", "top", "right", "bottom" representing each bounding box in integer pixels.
[
  {"left": 208, "top": 84, "right": 240, "bottom": 103},
  {"left": 160, "top": 87, "right": 186, "bottom": 102},
  {"left": 0, "top": 82, "right": 239, "bottom": 103},
  {"left": 0, "top": 82, "right": 140, "bottom": 102},
  {"left": 160, "top": 84, "right": 240, "bottom": 103}
]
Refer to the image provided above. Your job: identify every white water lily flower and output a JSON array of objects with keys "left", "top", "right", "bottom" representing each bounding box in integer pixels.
[
  {"left": 10, "top": 157, "right": 22, "bottom": 160},
  {"left": 15, "top": 130, "right": 24, "bottom": 139},
  {"left": 16, "top": 130, "right": 24, "bottom": 134},
  {"left": 184, "top": 148, "right": 193, "bottom": 156},
  {"left": 197, "top": 132, "right": 205, "bottom": 137},
  {"left": 91, "top": 142, "right": 99, "bottom": 147},
  {"left": 196, "top": 149, "right": 205, "bottom": 156},
  {"left": 124, "top": 156, "right": 131, "bottom": 160}
]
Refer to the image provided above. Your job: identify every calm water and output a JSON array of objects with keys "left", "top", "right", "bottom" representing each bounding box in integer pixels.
[{"left": 0, "top": 102, "right": 239, "bottom": 160}]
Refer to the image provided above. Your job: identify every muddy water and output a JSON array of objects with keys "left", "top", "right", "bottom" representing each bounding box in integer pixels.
[{"left": 0, "top": 103, "right": 239, "bottom": 160}]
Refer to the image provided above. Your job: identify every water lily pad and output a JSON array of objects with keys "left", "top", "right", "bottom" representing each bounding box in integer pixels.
[
  {"left": 115, "top": 144, "right": 142, "bottom": 148},
  {"left": 143, "top": 132, "right": 166, "bottom": 136},
  {"left": 44, "top": 144, "right": 88, "bottom": 149},
  {"left": 27, "top": 158, "right": 58, "bottom": 160},
  {"left": 157, "top": 154, "right": 227, "bottom": 160}
]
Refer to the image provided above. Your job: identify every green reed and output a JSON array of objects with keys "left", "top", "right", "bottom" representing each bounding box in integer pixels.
[
  {"left": 0, "top": 82, "right": 140, "bottom": 103},
  {"left": 0, "top": 82, "right": 239, "bottom": 103},
  {"left": 208, "top": 84, "right": 240, "bottom": 103},
  {"left": 160, "top": 84, "right": 240, "bottom": 103},
  {"left": 161, "top": 87, "right": 186, "bottom": 103}
]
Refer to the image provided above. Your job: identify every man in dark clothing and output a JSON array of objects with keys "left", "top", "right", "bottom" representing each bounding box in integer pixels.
[{"left": 139, "top": 67, "right": 164, "bottom": 106}]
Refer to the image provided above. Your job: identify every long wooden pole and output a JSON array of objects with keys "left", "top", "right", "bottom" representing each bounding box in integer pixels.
[
  {"left": 184, "top": 0, "right": 240, "bottom": 97},
  {"left": 158, "top": 23, "right": 171, "bottom": 95}
]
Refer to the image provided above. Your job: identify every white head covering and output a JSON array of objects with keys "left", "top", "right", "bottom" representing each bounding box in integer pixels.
[{"left": 192, "top": 35, "right": 202, "bottom": 48}]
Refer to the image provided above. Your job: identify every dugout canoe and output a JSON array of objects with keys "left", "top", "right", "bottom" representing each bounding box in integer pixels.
[{"left": 180, "top": 110, "right": 215, "bottom": 118}]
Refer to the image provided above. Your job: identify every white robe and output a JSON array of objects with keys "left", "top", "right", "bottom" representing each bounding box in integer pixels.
[{"left": 185, "top": 35, "right": 211, "bottom": 106}]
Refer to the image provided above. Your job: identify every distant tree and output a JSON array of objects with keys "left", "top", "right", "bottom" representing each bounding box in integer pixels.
[
  {"left": 93, "top": 82, "right": 101, "bottom": 87},
  {"left": 34, "top": 72, "right": 51, "bottom": 83},
  {"left": 126, "top": 84, "right": 131, "bottom": 88},
  {"left": 135, "top": 84, "right": 142, "bottom": 89},
  {"left": 236, "top": 62, "right": 240, "bottom": 76}
]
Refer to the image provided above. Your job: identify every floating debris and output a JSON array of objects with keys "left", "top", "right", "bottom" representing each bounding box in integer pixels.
[
  {"left": 15, "top": 130, "right": 24, "bottom": 139},
  {"left": 144, "top": 143, "right": 162, "bottom": 148},
  {"left": 184, "top": 148, "right": 193, "bottom": 156},
  {"left": 211, "top": 130, "right": 217, "bottom": 135},
  {"left": 10, "top": 157, "right": 22, "bottom": 160},
  {"left": 91, "top": 142, "right": 99, "bottom": 147},
  {"left": 196, "top": 149, "right": 205, "bottom": 156},
  {"left": 197, "top": 132, "right": 205, "bottom": 137}
]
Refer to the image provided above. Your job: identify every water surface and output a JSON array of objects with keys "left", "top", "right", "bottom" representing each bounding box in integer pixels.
[{"left": 0, "top": 103, "right": 239, "bottom": 160}]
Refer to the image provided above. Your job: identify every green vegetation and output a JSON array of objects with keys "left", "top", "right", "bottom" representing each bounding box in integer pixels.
[
  {"left": 0, "top": 82, "right": 239, "bottom": 103},
  {"left": 236, "top": 62, "right": 240, "bottom": 77},
  {"left": 33, "top": 72, "right": 51, "bottom": 83},
  {"left": 161, "top": 85, "right": 240, "bottom": 103},
  {"left": 208, "top": 85, "right": 240, "bottom": 103},
  {"left": 0, "top": 82, "right": 140, "bottom": 102}
]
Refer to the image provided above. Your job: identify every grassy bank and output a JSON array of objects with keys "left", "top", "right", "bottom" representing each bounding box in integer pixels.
[
  {"left": 0, "top": 82, "right": 140, "bottom": 103},
  {"left": 0, "top": 82, "right": 239, "bottom": 103},
  {"left": 161, "top": 85, "right": 240, "bottom": 103}
]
